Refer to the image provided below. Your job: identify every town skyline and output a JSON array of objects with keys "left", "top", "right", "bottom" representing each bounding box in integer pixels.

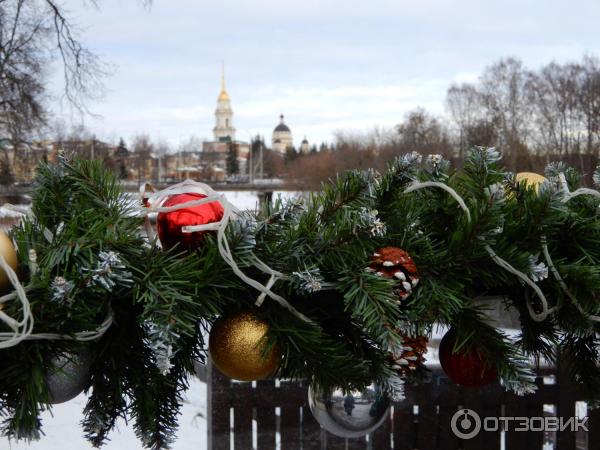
[{"left": 47, "top": 0, "right": 600, "bottom": 148}]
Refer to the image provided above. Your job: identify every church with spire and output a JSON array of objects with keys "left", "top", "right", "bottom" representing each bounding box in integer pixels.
[
  {"left": 212, "top": 65, "right": 236, "bottom": 141},
  {"left": 200, "top": 63, "right": 311, "bottom": 179},
  {"left": 202, "top": 64, "right": 249, "bottom": 177}
]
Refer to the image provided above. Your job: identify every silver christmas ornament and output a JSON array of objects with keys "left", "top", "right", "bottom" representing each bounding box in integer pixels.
[
  {"left": 308, "top": 383, "right": 390, "bottom": 438},
  {"left": 46, "top": 349, "right": 93, "bottom": 404}
]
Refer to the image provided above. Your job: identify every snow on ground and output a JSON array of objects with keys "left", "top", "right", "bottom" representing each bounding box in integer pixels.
[
  {"left": 0, "top": 191, "right": 543, "bottom": 448},
  {"left": 223, "top": 190, "right": 304, "bottom": 211},
  {"left": 3, "top": 379, "right": 207, "bottom": 450},
  {"left": 0, "top": 191, "right": 303, "bottom": 449}
]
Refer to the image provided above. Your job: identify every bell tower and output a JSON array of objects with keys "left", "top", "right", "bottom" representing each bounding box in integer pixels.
[{"left": 213, "top": 63, "right": 236, "bottom": 141}]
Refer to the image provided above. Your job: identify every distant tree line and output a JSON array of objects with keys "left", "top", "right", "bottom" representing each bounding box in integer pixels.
[{"left": 286, "top": 55, "right": 600, "bottom": 189}]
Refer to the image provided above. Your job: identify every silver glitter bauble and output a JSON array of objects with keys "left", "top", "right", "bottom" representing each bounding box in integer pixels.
[
  {"left": 46, "top": 349, "right": 93, "bottom": 404},
  {"left": 308, "top": 383, "right": 390, "bottom": 438}
]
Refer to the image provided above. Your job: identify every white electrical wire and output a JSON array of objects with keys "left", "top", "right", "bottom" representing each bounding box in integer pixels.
[
  {"left": 0, "top": 251, "right": 34, "bottom": 348},
  {"left": 141, "top": 180, "right": 315, "bottom": 324},
  {"left": 541, "top": 237, "right": 600, "bottom": 322},
  {"left": 544, "top": 172, "right": 600, "bottom": 322},
  {"left": 404, "top": 181, "right": 472, "bottom": 223},
  {"left": 562, "top": 187, "right": 600, "bottom": 203},
  {"left": 0, "top": 243, "right": 114, "bottom": 348},
  {"left": 403, "top": 180, "right": 553, "bottom": 322},
  {"left": 4, "top": 173, "right": 577, "bottom": 349}
]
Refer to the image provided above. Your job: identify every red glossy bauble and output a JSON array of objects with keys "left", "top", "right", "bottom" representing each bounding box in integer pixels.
[
  {"left": 157, "top": 193, "right": 224, "bottom": 250},
  {"left": 439, "top": 330, "right": 497, "bottom": 387}
]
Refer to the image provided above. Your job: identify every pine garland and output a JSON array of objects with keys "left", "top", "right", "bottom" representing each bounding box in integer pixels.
[{"left": 1, "top": 148, "right": 600, "bottom": 447}]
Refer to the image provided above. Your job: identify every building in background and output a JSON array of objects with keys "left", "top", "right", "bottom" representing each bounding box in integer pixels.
[
  {"left": 272, "top": 115, "right": 293, "bottom": 153},
  {"left": 212, "top": 64, "right": 236, "bottom": 141},
  {"left": 300, "top": 137, "right": 310, "bottom": 154},
  {"left": 2, "top": 65, "right": 313, "bottom": 186},
  {"left": 202, "top": 64, "right": 249, "bottom": 177}
]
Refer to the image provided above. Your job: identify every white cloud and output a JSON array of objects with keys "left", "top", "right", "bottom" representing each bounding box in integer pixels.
[{"left": 48, "top": 0, "right": 600, "bottom": 148}]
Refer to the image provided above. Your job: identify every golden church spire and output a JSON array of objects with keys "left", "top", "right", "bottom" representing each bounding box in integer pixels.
[
  {"left": 218, "top": 62, "right": 230, "bottom": 101},
  {"left": 214, "top": 62, "right": 235, "bottom": 140},
  {"left": 221, "top": 61, "right": 226, "bottom": 91}
]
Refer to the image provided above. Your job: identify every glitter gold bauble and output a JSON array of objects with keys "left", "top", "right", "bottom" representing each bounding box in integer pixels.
[
  {"left": 515, "top": 172, "right": 547, "bottom": 192},
  {"left": 0, "top": 231, "right": 18, "bottom": 291},
  {"left": 209, "top": 311, "right": 280, "bottom": 381}
]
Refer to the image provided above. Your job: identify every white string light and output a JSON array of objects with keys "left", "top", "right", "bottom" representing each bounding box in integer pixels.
[
  {"left": 0, "top": 243, "right": 114, "bottom": 348},
  {"left": 141, "top": 180, "right": 315, "bottom": 324},
  {"left": 4, "top": 172, "right": 586, "bottom": 349},
  {"left": 404, "top": 181, "right": 472, "bottom": 223},
  {"left": 541, "top": 237, "right": 600, "bottom": 322},
  {"left": 544, "top": 172, "right": 600, "bottom": 322},
  {"left": 403, "top": 180, "right": 553, "bottom": 322},
  {"left": 562, "top": 187, "right": 600, "bottom": 203}
]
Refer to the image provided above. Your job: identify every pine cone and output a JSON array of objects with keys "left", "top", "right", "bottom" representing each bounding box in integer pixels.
[
  {"left": 368, "top": 247, "right": 419, "bottom": 301},
  {"left": 391, "top": 335, "right": 429, "bottom": 376}
]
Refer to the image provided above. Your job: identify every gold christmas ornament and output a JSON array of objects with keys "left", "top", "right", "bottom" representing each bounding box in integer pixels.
[
  {"left": 209, "top": 311, "right": 280, "bottom": 381},
  {"left": 0, "top": 231, "right": 18, "bottom": 291},
  {"left": 515, "top": 172, "right": 547, "bottom": 192}
]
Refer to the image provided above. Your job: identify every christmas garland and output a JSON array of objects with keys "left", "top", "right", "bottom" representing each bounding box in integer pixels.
[{"left": 1, "top": 148, "right": 600, "bottom": 446}]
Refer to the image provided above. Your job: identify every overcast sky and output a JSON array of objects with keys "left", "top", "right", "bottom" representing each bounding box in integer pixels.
[{"left": 52, "top": 0, "right": 600, "bottom": 149}]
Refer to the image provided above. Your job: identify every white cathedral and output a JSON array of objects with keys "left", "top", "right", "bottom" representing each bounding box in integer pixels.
[{"left": 202, "top": 65, "right": 310, "bottom": 175}]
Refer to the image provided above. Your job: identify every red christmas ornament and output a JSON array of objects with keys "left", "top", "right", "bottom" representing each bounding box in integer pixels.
[
  {"left": 368, "top": 247, "right": 420, "bottom": 302},
  {"left": 439, "top": 330, "right": 497, "bottom": 387},
  {"left": 157, "top": 193, "right": 224, "bottom": 250}
]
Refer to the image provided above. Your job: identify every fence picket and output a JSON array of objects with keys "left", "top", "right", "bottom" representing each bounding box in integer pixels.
[
  {"left": 370, "top": 407, "right": 391, "bottom": 449},
  {"left": 301, "top": 406, "right": 324, "bottom": 450},
  {"left": 415, "top": 383, "right": 437, "bottom": 450},
  {"left": 205, "top": 362, "right": 593, "bottom": 449},
  {"left": 207, "top": 362, "right": 231, "bottom": 450},
  {"left": 392, "top": 404, "right": 416, "bottom": 450}
]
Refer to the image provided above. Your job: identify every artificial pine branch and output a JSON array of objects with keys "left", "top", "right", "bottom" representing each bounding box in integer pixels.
[{"left": 5, "top": 148, "right": 600, "bottom": 445}]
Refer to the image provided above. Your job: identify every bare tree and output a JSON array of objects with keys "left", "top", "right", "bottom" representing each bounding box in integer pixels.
[
  {"left": 132, "top": 134, "right": 154, "bottom": 182},
  {"left": 527, "top": 62, "right": 585, "bottom": 159},
  {"left": 446, "top": 83, "right": 481, "bottom": 159},
  {"left": 0, "top": 1, "right": 49, "bottom": 146},
  {"left": 0, "top": 0, "right": 110, "bottom": 146},
  {"left": 477, "top": 58, "right": 535, "bottom": 168},
  {"left": 154, "top": 137, "right": 171, "bottom": 182},
  {"left": 579, "top": 55, "right": 600, "bottom": 157},
  {"left": 393, "top": 108, "right": 451, "bottom": 157}
]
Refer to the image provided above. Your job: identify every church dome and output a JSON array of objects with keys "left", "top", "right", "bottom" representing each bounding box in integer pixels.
[
  {"left": 274, "top": 115, "right": 291, "bottom": 132},
  {"left": 272, "top": 114, "right": 293, "bottom": 153},
  {"left": 274, "top": 123, "right": 290, "bottom": 132}
]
